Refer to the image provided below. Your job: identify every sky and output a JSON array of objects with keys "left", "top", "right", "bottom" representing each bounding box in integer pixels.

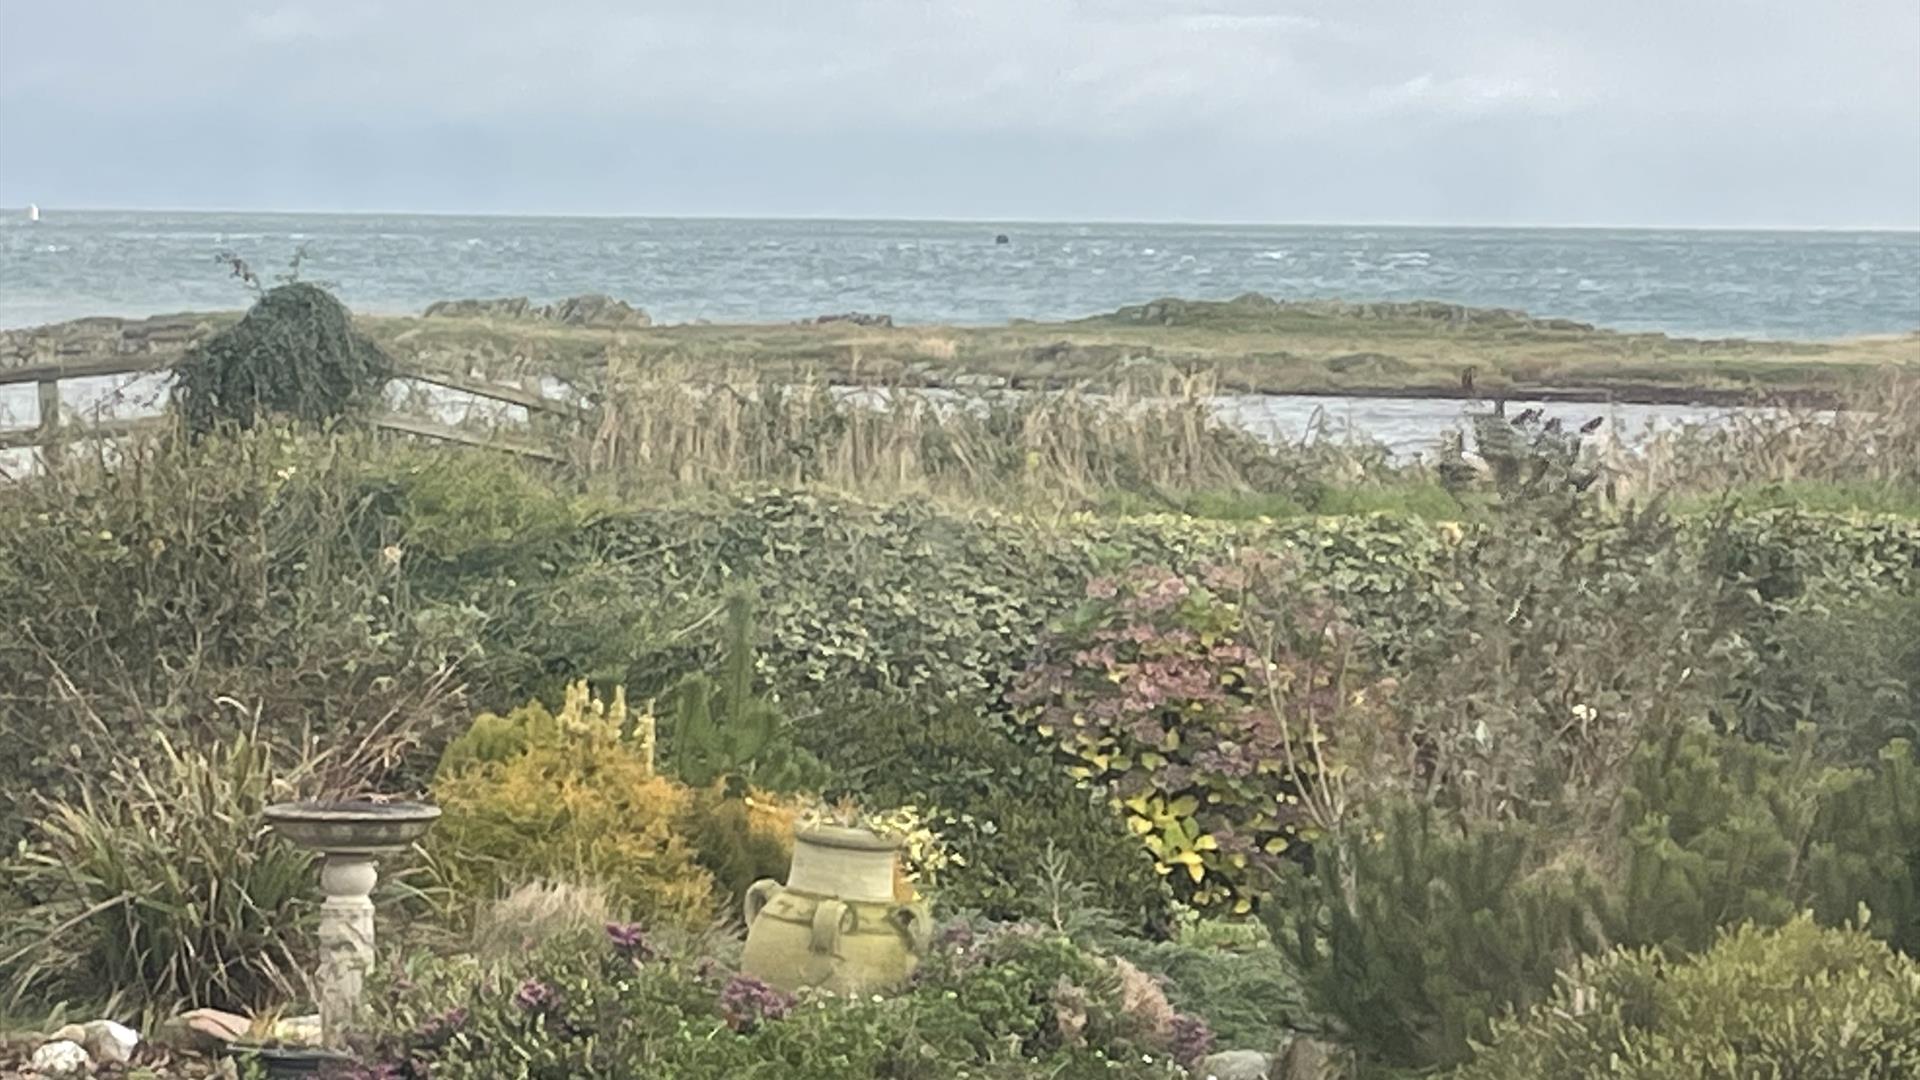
[{"left": 0, "top": 0, "right": 1916, "bottom": 227}]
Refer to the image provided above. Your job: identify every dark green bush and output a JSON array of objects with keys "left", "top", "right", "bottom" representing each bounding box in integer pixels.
[
  {"left": 1617, "top": 725, "right": 1920, "bottom": 956},
  {"left": 172, "top": 282, "right": 393, "bottom": 433},
  {"left": 1452, "top": 917, "right": 1920, "bottom": 1080},
  {"left": 1268, "top": 804, "right": 1608, "bottom": 1071},
  {"left": 1271, "top": 726, "right": 1920, "bottom": 1073}
]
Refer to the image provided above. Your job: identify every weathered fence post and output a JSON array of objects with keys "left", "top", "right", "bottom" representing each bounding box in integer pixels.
[{"left": 35, "top": 378, "right": 61, "bottom": 470}]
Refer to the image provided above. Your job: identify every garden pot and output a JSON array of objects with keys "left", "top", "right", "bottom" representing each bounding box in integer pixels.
[{"left": 740, "top": 825, "right": 932, "bottom": 994}]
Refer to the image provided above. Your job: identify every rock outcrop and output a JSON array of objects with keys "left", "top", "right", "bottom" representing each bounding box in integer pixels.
[
  {"left": 423, "top": 294, "right": 651, "bottom": 328},
  {"left": 1094, "top": 293, "right": 1597, "bottom": 334},
  {"left": 806, "top": 312, "right": 894, "bottom": 328}
]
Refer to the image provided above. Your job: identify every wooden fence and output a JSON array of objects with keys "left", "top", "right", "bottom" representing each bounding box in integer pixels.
[{"left": 0, "top": 353, "right": 577, "bottom": 464}]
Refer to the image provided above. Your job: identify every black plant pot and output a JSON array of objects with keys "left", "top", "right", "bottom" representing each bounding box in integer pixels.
[{"left": 228, "top": 1044, "right": 353, "bottom": 1078}]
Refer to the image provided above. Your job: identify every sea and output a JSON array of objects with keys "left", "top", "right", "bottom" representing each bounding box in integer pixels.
[
  {"left": 3, "top": 212, "right": 1916, "bottom": 470},
  {"left": 3, "top": 211, "right": 1918, "bottom": 339}
]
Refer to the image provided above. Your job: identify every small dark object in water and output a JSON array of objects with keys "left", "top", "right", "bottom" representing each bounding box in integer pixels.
[
  {"left": 994, "top": 234, "right": 1010, "bottom": 245},
  {"left": 1580, "top": 415, "right": 1606, "bottom": 434}
]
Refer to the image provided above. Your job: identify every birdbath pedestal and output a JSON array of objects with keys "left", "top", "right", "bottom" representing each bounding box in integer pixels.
[{"left": 265, "top": 801, "right": 440, "bottom": 1049}]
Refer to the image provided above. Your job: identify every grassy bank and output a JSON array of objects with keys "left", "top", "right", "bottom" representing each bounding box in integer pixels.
[
  {"left": 358, "top": 293, "right": 1915, "bottom": 405},
  {"left": 7, "top": 292, "right": 1914, "bottom": 405}
]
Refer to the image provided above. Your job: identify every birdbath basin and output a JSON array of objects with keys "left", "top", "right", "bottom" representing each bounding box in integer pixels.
[
  {"left": 264, "top": 800, "right": 440, "bottom": 854},
  {"left": 265, "top": 800, "right": 439, "bottom": 1049}
]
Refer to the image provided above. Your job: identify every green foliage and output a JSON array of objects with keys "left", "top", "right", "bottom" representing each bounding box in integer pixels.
[
  {"left": 799, "top": 701, "right": 1169, "bottom": 930},
  {"left": 1268, "top": 803, "right": 1608, "bottom": 1071},
  {"left": 359, "top": 924, "right": 1196, "bottom": 1078},
  {"left": 682, "top": 787, "right": 801, "bottom": 914},
  {"left": 1276, "top": 727, "right": 1920, "bottom": 1073},
  {"left": 662, "top": 592, "right": 823, "bottom": 791},
  {"left": 173, "top": 283, "right": 393, "bottom": 434},
  {"left": 1617, "top": 725, "right": 1920, "bottom": 956},
  {"left": 1453, "top": 917, "right": 1920, "bottom": 1080},
  {"left": 1395, "top": 496, "right": 1743, "bottom": 819},
  {"left": 0, "top": 731, "right": 317, "bottom": 1014}
]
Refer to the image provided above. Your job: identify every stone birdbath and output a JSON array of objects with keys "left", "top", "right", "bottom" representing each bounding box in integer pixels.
[{"left": 264, "top": 800, "right": 440, "bottom": 1052}]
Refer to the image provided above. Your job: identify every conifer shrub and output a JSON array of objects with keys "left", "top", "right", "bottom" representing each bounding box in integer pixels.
[
  {"left": 428, "top": 685, "right": 716, "bottom": 929},
  {"left": 1453, "top": 917, "right": 1920, "bottom": 1080},
  {"left": 1267, "top": 803, "right": 1609, "bottom": 1071}
]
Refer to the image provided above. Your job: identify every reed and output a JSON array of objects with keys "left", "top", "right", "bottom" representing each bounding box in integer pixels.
[{"left": 567, "top": 357, "right": 1387, "bottom": 508}]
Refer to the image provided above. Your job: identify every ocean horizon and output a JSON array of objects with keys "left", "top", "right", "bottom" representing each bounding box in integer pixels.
[{"left": 4, "top": 209, "right": 1918, "bottom": 339}]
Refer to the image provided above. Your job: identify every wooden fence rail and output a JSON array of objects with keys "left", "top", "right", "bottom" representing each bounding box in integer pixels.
[{"left": 0, "top": 353, "right": 575, "bottom": 462}]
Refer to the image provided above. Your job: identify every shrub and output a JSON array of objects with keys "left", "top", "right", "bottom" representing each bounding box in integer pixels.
[
  {"left": 1013, "top": 555, "right": 1376, "bottom": 911},
  {"left": 172, "top": 282, "right": 393, "bottom": 434},
  {"left": 684, "top": 786, "right": 801, "bottom": 915},
  {"left": 1, "top": 730, "right": 318, "bottom": 1013},
  {"left": 1273, "top": 727, "right": 1920, "bottom": 1072},
  {"left": 1267, "top": 803, "right": 1608, "bottom": 1071},
  {"left": 0, "top": 429, "right": 476, "bottom": 847},
  {"left": 429, "top": 687, "right": 715, "bottom": 929},
  {"left": 1114, "top": 932, "right": 1308, "bottom": 1050},
  {"left": 1453, "top": 917, "right": 1920, "bottom": 1080},
  {"left": 1616, "top": 725, "right": 1920, "bottom": 956},
  {"left": 1392, "top": 498, "right": 1743, "bottom": 821}
]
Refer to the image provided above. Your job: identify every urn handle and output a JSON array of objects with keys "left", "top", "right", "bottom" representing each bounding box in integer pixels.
[
  {"left": 743, "top": 879, "right": 780, "bottom": 928},
  {"left": 891, "top": 902, "right": 934, "bottom": 955},
  {"left": 809, "top": 898, "right": 854, "bottom": 957}
]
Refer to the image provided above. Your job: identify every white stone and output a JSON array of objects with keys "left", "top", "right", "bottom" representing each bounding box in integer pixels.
[
  {"left": 30, "top": 1039, "right": 91, "bottom": 1076},
  {"left": 83, "top": 1019, "right": 141, "bottom": 1064}
]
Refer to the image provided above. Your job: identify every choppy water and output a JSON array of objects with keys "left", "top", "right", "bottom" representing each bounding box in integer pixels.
[{"left": 3, "top": 211, "right": 1917, "bottom": 338}]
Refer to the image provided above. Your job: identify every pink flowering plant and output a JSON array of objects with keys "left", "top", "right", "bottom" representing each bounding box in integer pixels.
[{"left": 1012, "top": 554, "right": 1371, "bottom": 911}]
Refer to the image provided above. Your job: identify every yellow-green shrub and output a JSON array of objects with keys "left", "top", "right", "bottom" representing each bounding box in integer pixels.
[{"left": 429, "top": 684, "right": 712, "bottom": 929}]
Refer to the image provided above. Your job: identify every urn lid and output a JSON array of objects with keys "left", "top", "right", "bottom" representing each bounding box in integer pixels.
[{"left": 795, "top": 824, "right": 900, "bottom": 852}]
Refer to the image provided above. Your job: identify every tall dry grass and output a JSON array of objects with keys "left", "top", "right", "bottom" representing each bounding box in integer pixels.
[
  {"left": 1603, "top": 368, "right": 1920, "bottom": 500},
  {"left": 568, "top": 357, "right": 1380, "bottom": 506}
]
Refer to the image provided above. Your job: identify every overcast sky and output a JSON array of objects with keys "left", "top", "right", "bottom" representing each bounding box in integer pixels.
[{"left": 1, "top": 0, "right": 1916, "bottom": 227}]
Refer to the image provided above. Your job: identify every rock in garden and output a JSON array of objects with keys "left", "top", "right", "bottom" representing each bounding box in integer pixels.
[
  {"left": 49, "top": 1019, "right": 140, "bottom": 1064},
  {"left": 1195, "top": 1049, "right": 1273, "bottom": 1079},
  {"left": 29, "top": 1039, "right": 91, "bottom": 1076}
]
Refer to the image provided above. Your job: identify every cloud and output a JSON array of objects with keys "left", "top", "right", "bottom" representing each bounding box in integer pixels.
[{"left": 0, "top": 0, "right": 1915, "bottom": 224}]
